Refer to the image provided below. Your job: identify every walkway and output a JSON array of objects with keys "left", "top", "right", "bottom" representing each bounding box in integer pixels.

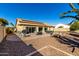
[{"left": 0, "top": 34, "right": 42, "bottom": 56}]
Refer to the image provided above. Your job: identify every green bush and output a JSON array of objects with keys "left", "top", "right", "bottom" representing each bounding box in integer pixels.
[
  {"left": 58, "top": 26, "right": 64, "bottom": 28},
  {"left": 70, "top": 21, "right": 79, "bottom": 31},
  {"left": 6, "top": 27, "right": 14, "bottom": 34}
]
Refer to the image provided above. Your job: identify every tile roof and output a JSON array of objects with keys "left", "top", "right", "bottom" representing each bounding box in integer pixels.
[{"left": 16, "top": 18, "right": 51, "bottom": 27}]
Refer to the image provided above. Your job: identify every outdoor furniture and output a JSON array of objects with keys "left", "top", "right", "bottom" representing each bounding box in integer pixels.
[
  {"left": 70, "top": 31, "right": 79, "bottom": 37},
  {"left": 25, "top": 34, "right": 31, "bottom": 37},
  {"left": 55, "top": 34, "right": 79, "bottom": 53},
  {"left": 36, "top": 31, "right": 43, "bottom": 35}
]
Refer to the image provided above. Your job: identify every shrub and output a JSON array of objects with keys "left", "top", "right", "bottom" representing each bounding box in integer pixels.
[
  {"left": 70, "top": 21, "right": 79, "bottom": 31},
  {"left": 6, "top": 27, "right": 14, "bottom": 34},
  {"left": 58, "top": 26, "right": 64, "bottom": 28}
]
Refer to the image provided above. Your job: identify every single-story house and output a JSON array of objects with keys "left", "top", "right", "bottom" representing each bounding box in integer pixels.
[{"left": 16, "top": 18, "right": 54, "bottom": 34}]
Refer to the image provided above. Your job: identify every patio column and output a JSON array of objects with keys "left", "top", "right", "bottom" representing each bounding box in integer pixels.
[
  {"left": 42, "top": 27, "right": 45, "bottom": 33},
  {"left": 35, "top": 27, "right": 39, "bottom": 33},
  {"left": 47, "top": 27, "right": 50, "bottom": 31}
]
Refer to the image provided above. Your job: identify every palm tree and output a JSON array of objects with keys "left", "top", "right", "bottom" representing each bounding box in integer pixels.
[
  {"left": 60, "top": 3, "right": 79, "bottom": 25},
  {"left": 0, "top": 18, "right": 9, "bottom": 26},
  {"left": 60, "top": 3, "right": 79, "bottom": 16},
  {"left": 10, "top": 22, "right": 16, "bottom": 31},
  {"left": 60, "top": 15, "right": 79, "bottom": 24},
  {"left": 10, "top": 22, "right": 15, "bottom": 27}
]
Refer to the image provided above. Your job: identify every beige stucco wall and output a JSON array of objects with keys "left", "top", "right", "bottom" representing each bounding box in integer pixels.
[
  {"left": 49, "top": 27, "right": 54, "bottom": 31},
  {"left": 0, "top": 26, "right": 6, "bottom": 43},
  {"left": 16, "top": 25, "right": 25, "bottom": 32},
  {"left": 54, "top": 28, "right": 70, "bottom": 32}
]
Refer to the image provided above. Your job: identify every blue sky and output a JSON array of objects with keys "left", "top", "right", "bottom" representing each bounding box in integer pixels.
[{"left": 0, "top": 3, "right": 78, "bottom": 26}]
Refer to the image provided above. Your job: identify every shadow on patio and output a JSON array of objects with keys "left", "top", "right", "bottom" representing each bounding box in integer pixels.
[
  {"left": 0, "top": 34, "right": 43, "bottom": 56},
  {"left": 54, "top": 35, "right": 79, "bottom": 53}
]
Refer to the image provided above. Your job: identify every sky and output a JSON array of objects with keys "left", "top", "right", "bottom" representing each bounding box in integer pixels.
[{"left": 0, "top": 3, "right": 78, "bottom": 26}]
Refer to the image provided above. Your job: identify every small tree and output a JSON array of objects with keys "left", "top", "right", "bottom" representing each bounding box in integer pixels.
[
  {"left": 10, "top": 22, "right": 16, "bottom": 32},
  {"left": 70, "top": 21, "right": 79, "bottom": 31},
  {"left": 0, "top": 18, "right": 9, "bottom": 26}
]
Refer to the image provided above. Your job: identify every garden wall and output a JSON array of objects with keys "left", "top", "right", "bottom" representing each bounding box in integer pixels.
[
  {"left": 0, "top": 26, "right": 6, "bottom": 43},
  {"left": 54, "top": 28, "right": 70, "bottom": 32}
]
